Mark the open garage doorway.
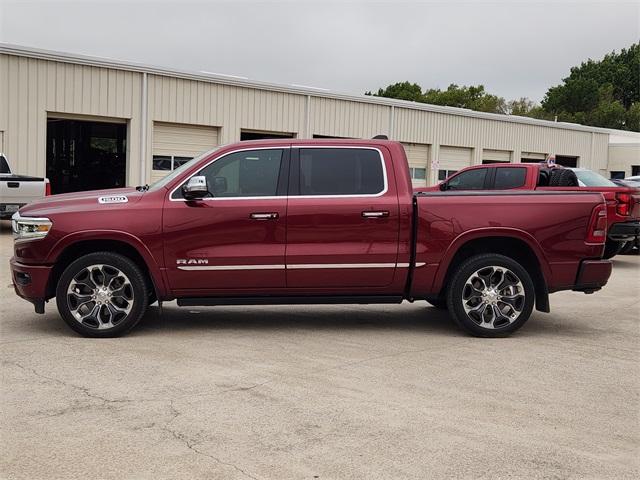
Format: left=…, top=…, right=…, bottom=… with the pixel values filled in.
left=240, top=130, right=294, bottom=141
left=47, top=118, right=127, bottom=194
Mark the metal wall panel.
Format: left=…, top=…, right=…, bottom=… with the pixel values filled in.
left=393, top=107, right=609, bottom=171
left=0, top=51, right=615, bottom=186
left=310, top=97, right=390, bottom=139
left=0, top=54, right=143, bottom=183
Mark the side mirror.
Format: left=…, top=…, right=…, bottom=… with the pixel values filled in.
left=439, top=182, right=447, bottom=191
left=211, top=176, right=228, bottom=195
left=182, top=176, right=209, bottom=200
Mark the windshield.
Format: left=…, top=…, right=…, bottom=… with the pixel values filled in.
left=0, top=155, right=9, bottom=174
left=572, top=169, right=617, bottom=187
left=147, top=147, right=220, bottom=192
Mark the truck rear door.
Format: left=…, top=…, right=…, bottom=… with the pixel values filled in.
left=285, top=146, right=400, bottom=288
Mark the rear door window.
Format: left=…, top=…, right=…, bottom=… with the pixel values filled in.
left=447, top=168, right=488, bottom=190
left=494, top=167, right=526, bottom=189
left=297, top=148, right=385, bottom=196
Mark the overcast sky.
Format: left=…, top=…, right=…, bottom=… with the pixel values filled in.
left=1, top=0, right=638, bottom=102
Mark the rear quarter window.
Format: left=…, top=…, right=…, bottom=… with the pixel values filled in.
left=494, top=167, right=526, bottom=189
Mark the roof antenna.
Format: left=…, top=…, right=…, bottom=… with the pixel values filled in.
left=372, top=134, right=388, bottom=140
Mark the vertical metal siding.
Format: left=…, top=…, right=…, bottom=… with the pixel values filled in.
left=0, top=52, right=613, bottom=186
left=0, top=54, right=143, bottom=182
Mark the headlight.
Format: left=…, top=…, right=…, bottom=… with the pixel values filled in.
left=11, top=212, right=53, bottom=241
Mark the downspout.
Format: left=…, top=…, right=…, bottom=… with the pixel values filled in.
left=305, top=94, right=311, bottom=138
left=140, top=72, right=148, bottom=184
left=389, top=105, right=395, bottom=139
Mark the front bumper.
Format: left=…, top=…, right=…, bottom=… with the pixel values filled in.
left=9, top=257, right=53, bottom=313
left=608, top=220, right=640, bottom=242
left=572, top=259, right=612, bottom=293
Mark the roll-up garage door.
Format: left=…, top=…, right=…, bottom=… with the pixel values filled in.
left=521, top=152, right=546, bottom=163
left=402, top=142, right=430, bottom=187
left=482, top=149, right=511, bottom=164
left=438, top=146, right=472, bottom=180
left=151, top=122, right=219, bottom=183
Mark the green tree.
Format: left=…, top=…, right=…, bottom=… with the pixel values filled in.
left=540, top=43, right=639, bottom=130
left=365, top=82, right=424, bottom=102
left=367, top=82, right=507, bottom=114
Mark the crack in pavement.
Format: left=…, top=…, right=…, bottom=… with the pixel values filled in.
left=3, top=360, right=140, bottom=407
left=160, top=401, right=260, bottom=480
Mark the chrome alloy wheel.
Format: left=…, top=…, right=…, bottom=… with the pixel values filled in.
left=66, top=264, right=134, bottom=330
left=461, top=266, right=525, bottom=329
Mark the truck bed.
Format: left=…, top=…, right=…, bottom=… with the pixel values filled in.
left=411, top=190, right=606, bottom=296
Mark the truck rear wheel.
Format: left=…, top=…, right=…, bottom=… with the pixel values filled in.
left=55, top=252, right=149, bottom=337
left=446, top=254, right=535, bottom=337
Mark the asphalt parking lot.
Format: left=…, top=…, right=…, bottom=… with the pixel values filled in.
left=0, top=222, right=638, bottom=480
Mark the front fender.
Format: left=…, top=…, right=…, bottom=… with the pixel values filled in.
left=46, top=230, right=168, bottom=297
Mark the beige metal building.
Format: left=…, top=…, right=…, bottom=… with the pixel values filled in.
left=1, top=43, right=636, bottom=194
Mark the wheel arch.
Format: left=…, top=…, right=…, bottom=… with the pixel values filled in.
left=45, top=233, right=167, bottom=301
left=433, top=230, right=550, bottom=313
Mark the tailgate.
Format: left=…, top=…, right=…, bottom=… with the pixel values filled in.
left=0, top=176, right=46, bottom=205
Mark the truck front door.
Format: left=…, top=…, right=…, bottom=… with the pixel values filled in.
left=162, top=147, right=289, bottom=293
left=285, top=146, right=400, bottom=289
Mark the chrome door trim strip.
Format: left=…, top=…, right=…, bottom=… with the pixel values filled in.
left=287, top=263, right=395, bottom=269
left=177, top=262, right=425, bottom=271
left=178, top=264, right=286, bottom=271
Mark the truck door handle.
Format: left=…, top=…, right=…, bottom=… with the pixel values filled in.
left=362, top=211, right=389, bottom=218
left=7, top=182, right=19, bottom=188
left=250, top=212, right=279, bottom=220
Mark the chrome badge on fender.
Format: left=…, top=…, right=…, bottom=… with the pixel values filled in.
left=98, top=195, right=128, bottom=204
left=177, top=259, right=209, bottom=265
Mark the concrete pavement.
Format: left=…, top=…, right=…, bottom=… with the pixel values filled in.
left=1, top=221, right=638, bottom=479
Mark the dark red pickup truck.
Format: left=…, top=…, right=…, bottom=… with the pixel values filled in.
left=423, top=162, right=640, bottom=258
left=10, top=139, right=612, bottom=338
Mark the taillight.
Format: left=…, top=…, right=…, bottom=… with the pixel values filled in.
left=616, top=192, right=630, bottom=216
left=586, top=204, right=607, bottom=244
left=45, top=180, right=51, bottom=196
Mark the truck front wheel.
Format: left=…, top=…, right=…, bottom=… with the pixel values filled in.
left=446, top=254, right=535, bottom=337
left=55, top=252, right=149, bottom=337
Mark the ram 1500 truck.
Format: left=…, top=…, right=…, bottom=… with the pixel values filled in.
left=423, top=162, right=640, bottom=259
left=10, top=139, right=612, bottom=338
left=1, top=153, right=51, bottom=219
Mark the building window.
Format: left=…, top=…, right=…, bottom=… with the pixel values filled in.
left=632, top=166, right=640, bottom=176
left=153, top=155, right=193, bottom=171
left=438, top=169, right=458, bottom=181
left=410, top=167, right=426, bottom=180
left=610, top=171, right=626, bottom=180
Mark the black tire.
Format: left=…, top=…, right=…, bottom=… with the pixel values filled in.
left=56, top=252, right=149, bottom=337
left=549, top=168, right=579, bottom=187
left=446, top=254, right=535, bottom=337
left=426, top=298, right=448, bottom=309
left=602, top=239, right=624, bottom=260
